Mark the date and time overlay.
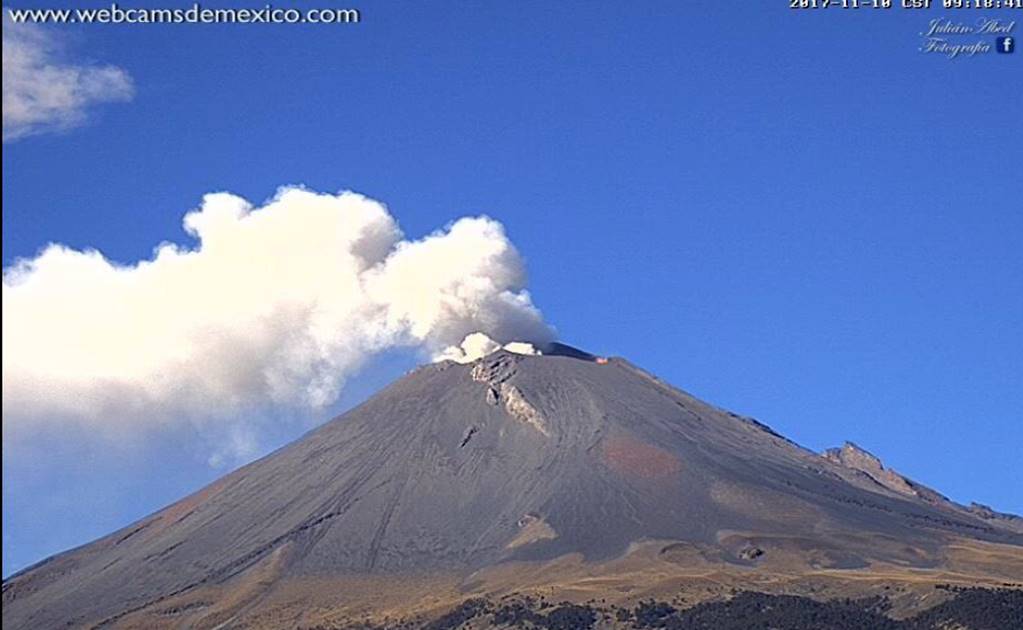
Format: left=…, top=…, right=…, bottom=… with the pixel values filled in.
left=789, top=0, right=1018, bottom=58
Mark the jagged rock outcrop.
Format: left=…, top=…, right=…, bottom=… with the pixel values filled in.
left=823, top=442, right=921, bottom=497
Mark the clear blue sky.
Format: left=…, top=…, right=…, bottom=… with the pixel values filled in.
left=3, top=1, right=1021, bottom=577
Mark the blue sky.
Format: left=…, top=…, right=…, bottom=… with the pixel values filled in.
left=3, top=1, right=1021, bottom=577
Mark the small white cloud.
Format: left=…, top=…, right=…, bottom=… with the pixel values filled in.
left=2, top=17, right=133, bottom=141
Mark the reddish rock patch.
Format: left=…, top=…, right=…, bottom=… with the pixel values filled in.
left=602, top=436, right=681, bottom=479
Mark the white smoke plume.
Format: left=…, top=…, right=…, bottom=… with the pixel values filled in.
left=2, top=17, right=134, bottom=141
left=2, top=187, right=553, bottom=441
left=435, top=332, right=543, bottom=364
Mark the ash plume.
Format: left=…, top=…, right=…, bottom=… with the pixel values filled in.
left=2, top=187, right=553, bottom=443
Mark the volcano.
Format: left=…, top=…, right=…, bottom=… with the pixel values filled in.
left=3, top=346, right=1022, bottom=629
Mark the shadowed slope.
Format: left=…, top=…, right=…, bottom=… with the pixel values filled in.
left=3, top=349, right=1021, bottom=628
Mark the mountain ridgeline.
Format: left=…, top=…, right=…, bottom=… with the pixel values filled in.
left=3, top=345, right=1021, bottom=629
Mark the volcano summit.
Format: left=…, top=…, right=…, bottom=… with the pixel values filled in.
left=3, top=345, right=1021, bottom=629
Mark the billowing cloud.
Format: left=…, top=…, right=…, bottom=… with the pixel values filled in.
left=2, top=187, right=553, bottom=443
left=2, top=18, right=133, bottom=141
left=436, top=332, right=542, bottom=364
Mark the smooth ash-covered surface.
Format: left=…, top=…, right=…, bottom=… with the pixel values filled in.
left=3, top=346, right=1021, bottom=628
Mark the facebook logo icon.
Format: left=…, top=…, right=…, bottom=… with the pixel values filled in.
left=996, top=37, right=1015, bottom=54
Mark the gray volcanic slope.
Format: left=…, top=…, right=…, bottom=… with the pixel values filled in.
left=3, top=347, right=1021, bottom=628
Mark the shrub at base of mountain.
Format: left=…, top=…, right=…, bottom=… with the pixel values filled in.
left=308, top=587, right=1022, bottom=630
